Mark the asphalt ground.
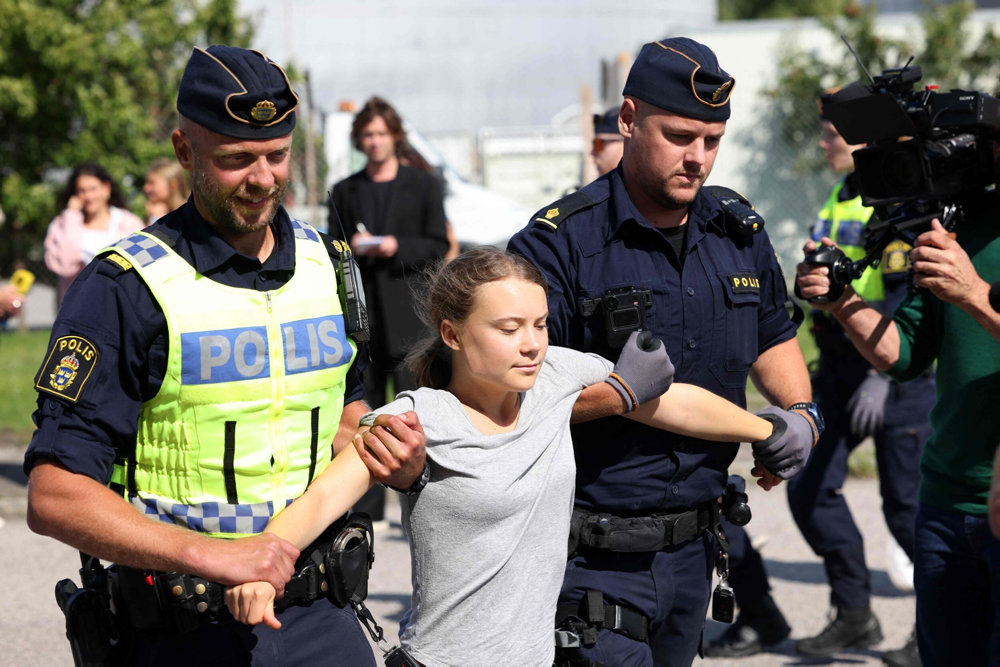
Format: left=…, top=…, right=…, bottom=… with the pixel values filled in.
left=1, top=440, right=913, bottom=666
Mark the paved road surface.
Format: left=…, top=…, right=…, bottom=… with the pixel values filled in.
left=0, top=442, right=913, bottom=665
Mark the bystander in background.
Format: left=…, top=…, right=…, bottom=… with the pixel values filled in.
left=329, top=96, right=449, bottom=525
left=44, top=162, right=145, bottom=305
left=143, top=157, right=191, bottom=224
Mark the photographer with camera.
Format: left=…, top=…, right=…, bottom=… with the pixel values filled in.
left=796, top=65, right=1000, bottom=666
left=797, top=145, right=1000, bottom=667
left=707, top=92, right=935, bottom=666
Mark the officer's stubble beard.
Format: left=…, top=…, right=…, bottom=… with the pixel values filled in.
left=190, top=156, right=288, bottom=237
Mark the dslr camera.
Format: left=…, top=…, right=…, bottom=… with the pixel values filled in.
left=803, top=62, right=1000, bottom=301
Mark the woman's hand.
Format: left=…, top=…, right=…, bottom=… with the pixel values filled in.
left=225, top=581, right=281, bottom=630
left=750, top=458, right=783, bottom=491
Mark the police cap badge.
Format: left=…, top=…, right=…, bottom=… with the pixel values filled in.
left=623, top=37, right=735, bottom=122
left=177, top=45, right=298, bottom=139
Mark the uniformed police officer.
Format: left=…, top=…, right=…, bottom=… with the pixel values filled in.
left=591, top=106, right=624, bottom=177
left=508, top=37, right=822, bottom=666
left=24, top=45, right=425, bottom=666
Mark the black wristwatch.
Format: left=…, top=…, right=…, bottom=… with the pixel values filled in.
left=788, top=401, right=825, bottom=437
left=384, top=461, right=431, bottom=496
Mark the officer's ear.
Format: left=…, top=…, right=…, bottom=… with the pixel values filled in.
left=619, top=98, right=637, bottom=139
left=172, top=129, right=195, bottom=172
left=440, top=320, right=462, bottom=352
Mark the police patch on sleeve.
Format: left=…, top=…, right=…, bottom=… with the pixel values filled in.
left=728, top=272, right=761, bottom=294
left=881, top=240, right=913, bottom=274
left=35, top=335, right=99, bottom=402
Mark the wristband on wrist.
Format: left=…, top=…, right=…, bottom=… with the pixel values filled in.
left=788, top=401, right=825, bottom=444
left=606, top=373, right=638, bottom=412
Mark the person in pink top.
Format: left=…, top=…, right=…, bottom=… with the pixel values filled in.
left=44, top=162, right=146, bottom=304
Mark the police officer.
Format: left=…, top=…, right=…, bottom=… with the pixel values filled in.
left=591, top=106, right=624, bottom=177
left=508, top=37, right=822, bottom=666
left=788, top=94, right=933, bottom=664
left=24, top=45, right=425, bottom=666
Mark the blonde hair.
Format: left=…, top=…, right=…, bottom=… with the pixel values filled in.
left=146, top=157, right=191, bottom=211
left=405, top=248, right=547, bottom=389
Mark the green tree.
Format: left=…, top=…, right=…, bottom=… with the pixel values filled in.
left=0, top=0, right=253, bottom=278
left=719, top=0, right=827, bottom=21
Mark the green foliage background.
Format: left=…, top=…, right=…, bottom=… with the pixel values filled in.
left=0, top=0, right=254, bottom=279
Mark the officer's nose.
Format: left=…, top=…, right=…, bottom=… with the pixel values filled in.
left=246, top=157, right=276, bottom=191
left=686, top=139, right=707, bottom=166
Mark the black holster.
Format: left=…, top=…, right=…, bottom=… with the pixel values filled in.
left=54, top=555, right=123, bottom=667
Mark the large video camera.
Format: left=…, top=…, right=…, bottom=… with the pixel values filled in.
left=802, top=60, right=1000, bottom=302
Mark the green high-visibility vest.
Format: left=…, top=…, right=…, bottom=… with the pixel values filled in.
left=105, top=220, right=356, bottom=537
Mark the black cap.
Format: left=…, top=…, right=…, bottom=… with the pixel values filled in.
left=622, top=37, right=734, bottom=122
left=177, top=45, right=298, bottom=139
left=593, top=107, right=620, bottom=135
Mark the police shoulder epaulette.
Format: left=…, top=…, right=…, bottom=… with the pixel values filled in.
left=97, top=252, right=134, bottom=277
left=703, top=185, right=765, bottom=239
left=532, top=190, right=596, bottom=230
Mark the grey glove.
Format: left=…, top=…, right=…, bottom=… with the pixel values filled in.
left=847, top=373, right=890, bottom=438
left=605, top=330, right=675, bottom=412
left=752, top=406, right=818, bottom=479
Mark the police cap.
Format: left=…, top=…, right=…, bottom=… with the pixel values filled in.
left=593, top=107, right=620, bottom=135
left=622, top=37, right=734, bottom=122
left=177, top=45, right=298, bottom=139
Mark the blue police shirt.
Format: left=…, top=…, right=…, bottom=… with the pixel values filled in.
left=508, top=168, right=797, bottom=513
left=24, top=201, right=367, bottom=483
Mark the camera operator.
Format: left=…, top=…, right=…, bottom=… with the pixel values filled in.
left=708, top=92, right=934, bottom=666
left=796, top=183, right=1000, bottom=664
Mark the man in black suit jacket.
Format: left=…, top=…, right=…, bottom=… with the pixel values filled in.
left=330, top=95, right=449, bottom=413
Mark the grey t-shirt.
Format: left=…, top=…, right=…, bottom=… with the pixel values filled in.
left=364, top=346, right=613, bottom=666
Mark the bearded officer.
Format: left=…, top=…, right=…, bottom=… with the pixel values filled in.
left=25, top=45, right=425, bottom=666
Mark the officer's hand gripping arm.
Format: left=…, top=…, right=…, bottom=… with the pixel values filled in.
left=751, top=406, right=820, bottom=479
left=353, top=411, right=427, bottom=492
left=605, top=330, right=674, bottom=412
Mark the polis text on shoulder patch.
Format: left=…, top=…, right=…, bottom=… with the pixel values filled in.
left=728, top=272, right=761, bottom=294
left=35, top=335, right=99, bottom=402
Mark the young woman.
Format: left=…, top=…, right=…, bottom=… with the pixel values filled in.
left=44, top=162, right=145, bottom=304
left=226, top=248, right=780, bottom=665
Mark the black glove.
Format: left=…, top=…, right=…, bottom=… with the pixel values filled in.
left=847, top=373, right=890, bottom=438
left=605, top=330, right=675, bottom=412
left=751, top=406, right=818, bottom=479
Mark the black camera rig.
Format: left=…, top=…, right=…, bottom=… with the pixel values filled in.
left=803, top=48, right=1000, bottom=302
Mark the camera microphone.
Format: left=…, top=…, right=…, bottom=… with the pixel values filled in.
left=988, top=281, right=1000, bottom=313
